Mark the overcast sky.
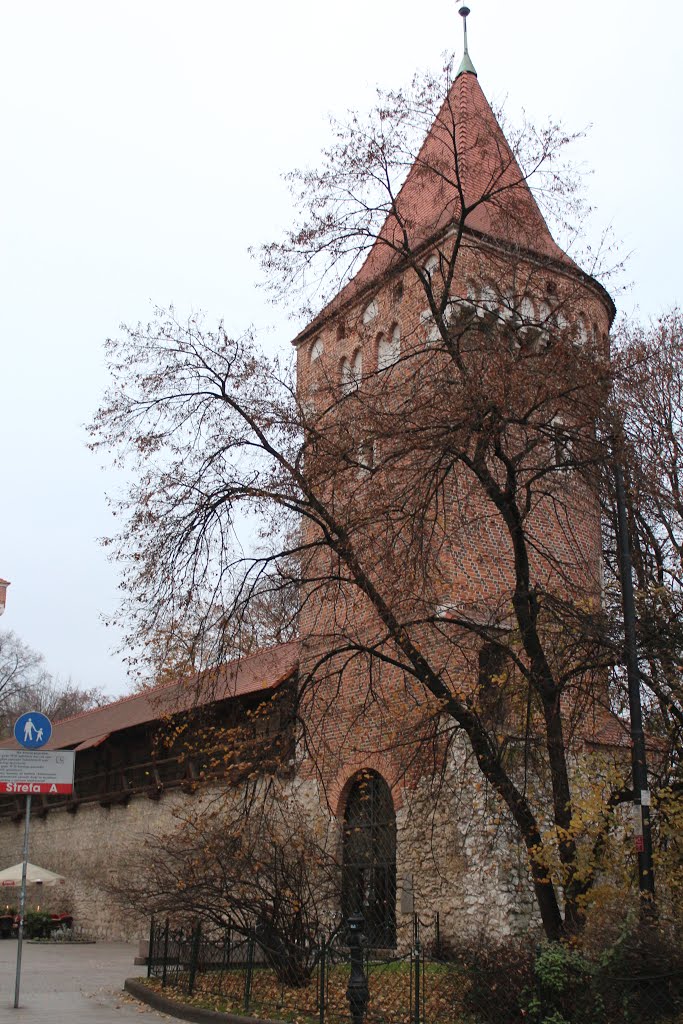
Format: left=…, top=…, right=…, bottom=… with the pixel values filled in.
left=2, top=0, right=681, bottom=699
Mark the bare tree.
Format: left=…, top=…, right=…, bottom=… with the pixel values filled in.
left=110, top=782, right=339, bottom=986
left=0, top=630, right=45, bottom=709
left=129, top=561, right=299, bottom=691
left=0, top=629, right=106, bottom=737
left=609, top=310, right=683, bottom=786
left=91, top=60, right=624, bottom=940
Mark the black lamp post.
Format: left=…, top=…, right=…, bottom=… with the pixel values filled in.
left=346, top=913, right=369, bottom=1024
left=613, top=457, right=656, bottom=907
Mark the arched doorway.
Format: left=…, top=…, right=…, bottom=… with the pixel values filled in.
left=341, top=770, right=397, bottom=946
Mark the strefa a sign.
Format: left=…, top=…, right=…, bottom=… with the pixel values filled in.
left=0, top=749, right=75, bottom=795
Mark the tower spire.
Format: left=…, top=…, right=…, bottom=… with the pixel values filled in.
left=456, top=6, right=477, bottom=78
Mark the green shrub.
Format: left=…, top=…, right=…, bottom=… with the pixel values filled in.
left=444, top=934, right=536, bottom=1024
left=24, top=911, right=51, bottom=939
left=592, top=921, right=683, bottom=1022
left=424, top=926, right=683, bottom=1024
left=526, top=942, right=601, bottom=1024
left=526, top=927, right=683, bottom=1024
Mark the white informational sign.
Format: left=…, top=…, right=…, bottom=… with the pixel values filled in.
left=0, top=749, right=75, bottom=795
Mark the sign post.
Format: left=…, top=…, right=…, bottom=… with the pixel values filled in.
left=5, top=713, right=74, bottom=1010
left=14, top=795, right=31, bottom=1009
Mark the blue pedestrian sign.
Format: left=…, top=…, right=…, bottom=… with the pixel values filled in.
left=14, top=712, right=52, bottom=750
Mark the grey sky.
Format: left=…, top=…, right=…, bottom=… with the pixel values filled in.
left=2, top=0, right=681, bottom=698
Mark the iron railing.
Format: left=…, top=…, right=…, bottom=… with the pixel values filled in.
left=145, top=913, right=683, bottom=1024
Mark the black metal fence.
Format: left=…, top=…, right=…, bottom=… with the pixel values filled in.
left=148, top=917, right=268, bottom=1012
left=146, top=914, right=683, bottom=1024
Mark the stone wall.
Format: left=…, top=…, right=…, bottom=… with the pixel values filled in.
left=0, top=759, right=540, bottom=944
left=394, top=759, right=539, bottom=946
left=0, top=789, right=197, bottom=940
left=287, top=765, right=540, bottom=946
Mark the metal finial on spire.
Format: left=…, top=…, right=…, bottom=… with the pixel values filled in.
left=456, top=5, right=477, bottom=78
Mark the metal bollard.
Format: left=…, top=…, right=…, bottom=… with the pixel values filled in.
left=147, top=916, right=155, bottom=979
left=346, top=914, right=369, bottom=1024
left=161, top=918, right=170, bottom=988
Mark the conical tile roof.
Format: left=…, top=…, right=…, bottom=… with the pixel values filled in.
left=298, top=68, right=576, bottom=339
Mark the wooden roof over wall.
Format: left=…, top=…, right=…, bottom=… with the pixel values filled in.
left=0, top=642, right=299, bottom=752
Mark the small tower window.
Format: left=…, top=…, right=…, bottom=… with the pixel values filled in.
left=553, top=310, right=569, bottom=335
left=424, top=254, right=439, bottom=275
left=341, top=351, right=362, bottom=394
left=519, top=296, right=535, bottom=324
left=573, top=319, right=589, bottom=347
left=424, top=254, right=440, bottom=288
left=478, top=643, right=510, bottom=727
left=551, top=415, right=574, bottom=469
left=479, top=283, right=499, bottom=312
left=352, top=349, right=363, bottom=384
left=356, top=442, right=374, bottom=478
left=538, top=300, right=552, bottom=325
left=420, top=309, right=440, bottom=343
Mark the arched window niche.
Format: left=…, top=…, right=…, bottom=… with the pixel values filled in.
left=362, top=298, right=379, bottom=325
left=377, top=324, right=400, bottom=370
left=341, top=770, right=397, bottom=947
left=309, top=336, right=324, bottom=363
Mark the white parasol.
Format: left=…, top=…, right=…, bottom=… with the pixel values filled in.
left=0, top=862, right=65, bottom=888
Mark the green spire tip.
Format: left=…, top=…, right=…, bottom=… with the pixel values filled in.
left=456, top=6, right=477, bottom=78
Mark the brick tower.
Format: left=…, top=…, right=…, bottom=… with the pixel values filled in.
left=292, top=12, right=615, bottom=940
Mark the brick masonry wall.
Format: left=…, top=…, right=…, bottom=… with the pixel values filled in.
left=293, top=235, right=613, bottom=937
left=295, top=237, right=612, bottom=793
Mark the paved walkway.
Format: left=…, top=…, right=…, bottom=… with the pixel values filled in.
left=0, top=939, right=171, bottom=1022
